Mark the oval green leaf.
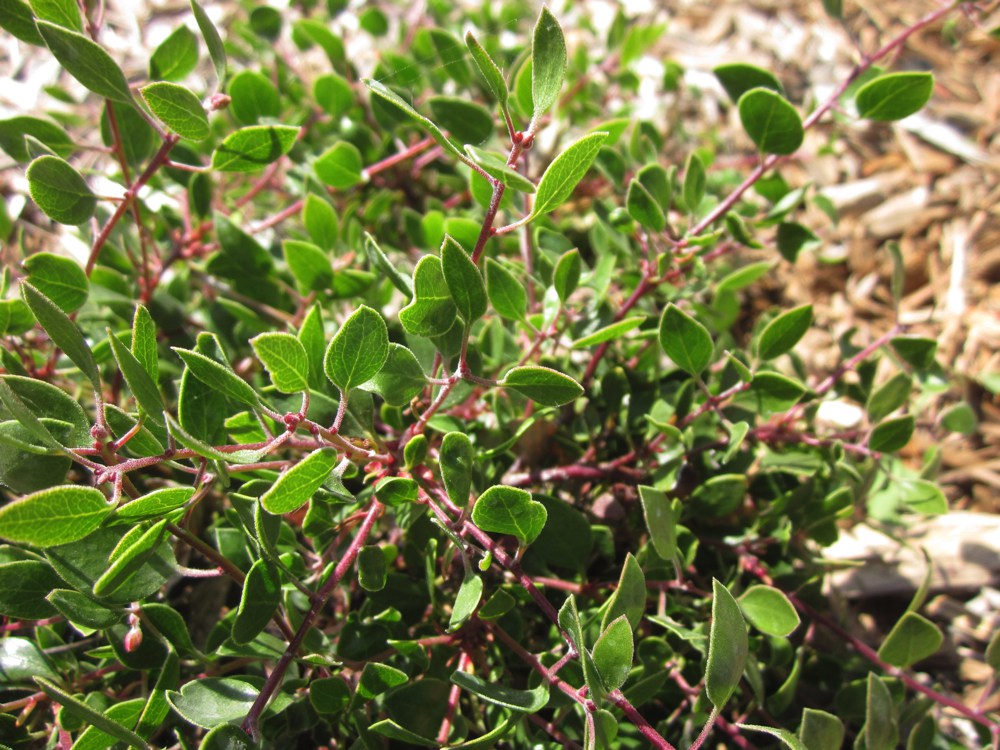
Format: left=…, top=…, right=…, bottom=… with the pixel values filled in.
left=25, top=155, right=95, bottom=225
left=211, top=125, right=299, bottom=172
left=173, top=347, right=259, bottom=407
left=738, top=88, right=804, bottom=155
left=324, top=305, right=389, bottom=392
left=532, top=131, right=608, bottom=217
left=232, top=558, right=281, bottom=644
left=315, top=141, right=364, bottom=189
left=251, top=332, right=309, bottom=393
left=440, top=431, right=474, bottom=507
left=140, top=82, right=210, bottom=141
left=36, top=20, right=134, bottom=104
left=0, top=485, right=111, bottom=547
left=531, top=6, right=566, bottom=118
left=441, top=235, right=486, bottom=324
left=659, top=303, right=713, bottom=376
left=738, top=585, right=800, bottom=637
left=592, top=614, right=634, bottom=693
left=758, top=304, right=813, bottom=360
left=261, top=447, right=338, bottom=514
left=501, top=365, right=583, bottom=407
left=471, top=485, right=547, bottom=545
left=705, top=578, right=748, bottom=708
left=856, top=72, right=934, bottom=122
left=876, top=612, right=943, bottom=668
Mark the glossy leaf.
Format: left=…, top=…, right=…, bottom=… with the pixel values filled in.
left=283, top=239, right=333, bottom=293
left=485, top=258, right=527, bottom=322
left=232, top=559, right=281, bottom=644
left=167, top=677, right=268, bottom=729
left=638, top=485, right=677, bottom=561
left=856, top=72, right=934, bottom=121
left=705, top=578, right=748, bottom=708
left=199, top=725, right=254, bottom=750
left=36, top=20, right=134, bottom=104
left=357, top=545, right=387, bottom=592
left=400, top=255, right=457, bottom=337
left=626, top=178, right=665, bottom=231
left=251, top=332, right=310, bottom=393
left=877, top=612, right=943, bottom=667
left=46, top=588, right=121, bottom=628
left=868, top=415, right=914, bottom=453
left=211, top=125, right=299, bottom=172
left=25, top=155, right=95, bottom=225
left=313, top=72, right=354, bottom=119
left=471, top=485, right=547, bottom=545
left=747, top=372, right=806, bottom=413
left=0, top=0, right=44, bottom=44
left=448, top=573, right=483, bottom=631
left=867, top=372, right=912, bottom=422
left=531, top=6, right=566, bottom=118
left=465, top=146, right=536, bottom=193
left=149, top=25, right=199, bottom=82
left=738, top=88, right=804, bottom=155
left=261, top=447, right=338, bottom=514
left=738, top=585, right=800, bottom=637
left=0, top=485, right=111, bottom=547
left=0, top=560, right=60, bottom=619
left=93, top=519, right=169, bottom=597
left=174, top=347, right=259, bottom=407
left=758, top=304, right=812, bottom=360
left=131, top=304, right=158, bottom=382
left=315, top=141, right=364, bottom=189
left=776, top=222, right=821, bottom=262
left=358, top=662, right=407, bottom=699
left=659, top=303, right=713, bottom=376
left=227, top=69, right=279, bottom=124
left=891, top=336, right=937, bottom=369
left=440, top=431, right=474, bottom=507
left=140, top=82, right=210, bottom=141
left=324, top=305, right=389, bottom=392
left=441, top=235, right=486, bottom=324
left=501, top=365, right=583, bottom=407
left=0, top=115, right=73, bottom=163
left=592, top=615, right=634, bottom=692
left=714, top=63, right=783, bottom=101
left=428, top=96, right=494, bottom=145
left=465, top=31, right=507, bottom=106
left=532, top=132, right=608, bottom=217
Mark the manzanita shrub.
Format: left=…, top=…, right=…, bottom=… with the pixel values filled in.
left=0, top=1, right=997, bottom=748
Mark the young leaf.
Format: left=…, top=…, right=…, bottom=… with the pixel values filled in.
left=0, top=485, right=111, bottom=547
left=448, top=573, right=483, bottom=631
left=359, top=343, right=426, bottom=406
left=232, top=559, right=281, bottom=644
left=131, top=304, right=158, bottom=382
left=798, top=709, right=845, bottom=750
left=283, top=239, right=333, bottom=293
left=626, top=179, right=665, bottom=232
left=553, top=248, right=581, bottom=302
left=25, top=155, right=96, bottom=225
left=93, top=519, right=169, bottom=597
left=36, top=20, right=134, bottom=105
left=705, top=578, right=748, bottom=708
left=303, top=193, right=339, bottom=250
left=465, top=32, right=507, bottom=106
left=876, top=612, right=943, bottom=668
left=501, top=365, right=582, bottom=407
left=441, top=235, right=486, bottom=324
left=868, top=415, right=914, bottom=453
left=601, top=552, right=646, bottom=631
left=747, top=372, right=806, bottom=413
left=855, top=72, right=934, bottom=122
left=532, top=132, right=608, bottom=217
left=776, top=222, right=820, bottom=262
left=261, top=447, right=337, bottom=514
left=211, top=125, right=300, bottom=172
left=450, top=671, right=549, bottom=712
left=324, top=305, right=389, bottom=392
left=149, top=25, right=199, bottom=82
left=865, top=673, right=897, bottom=750
left=571, top=316, right=646, bottom=349
left=638, top=485, right=677, bottom=562
left=400, top=255, right=458, bottom=337
left=374, top=477, right=418, bottom=507
left=228, top=70, right=279, bottom=124
left=364, top=232, right=412, bottom=299
left=190, top=0, right=226, bottom=86
left=682, top=151, right=706, bottom=212
left=0, top=115, right=73, bottom=163
left=139, top=82, right=210, bottom=141
left=486, top=258, right=528, bottom=322
left=313, top=72, right=354, bottom=119
left=757, top=304, right=812, bottom=360
left=440, top=431, right=474, bottom=507
left=531, top=6, right=567, bottom=119
left=21, top=282, right=100, bottom=389
left=891, top=336, right=937, bottom=370
left=738, top=585, right=800, bottom=637
left=592, top=615, right=634, bottom=693
left=465, top=146, right=536, bottom=193
left=250, top=332, right=310, bottom=394
left=22, top=252, right=88, bottom=313
left=35, top=677, right=151, bottom=750
left=114, top=487, right=195, bottom=522
left=173, top=347, right=259, bottom=407
left=659, top=303, right=713, bottom=376
left=471, top=485, right=547, bottom=545
left=315, top=141, right=364, bottom=189
left=362, top=78, right=464, bottom=161
left=738, top=88, right=804, bottom=155
left=108, top=328, right=165, bottom=423
left=866, top=372, right=912, bottom=422
left=713, top=63, right=784, bottom=101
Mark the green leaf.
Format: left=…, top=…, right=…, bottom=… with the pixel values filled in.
left=441, top=235, right=487, bottom=324
left=798, top=709, right=845, bottom=750
left=359, top=343, right=427, bottom=406
left=190, top=0, right=226, bottom=86
left=114, top=487, right=195, bottom=522
left=315, top=141, right=364, bottom=189
left=0, top=485, right=111, bottom=548
left=713, top=63, right=783, bottom=102
left=428, top=96, right=494, bottom=145
left=93, top=519, right=169, bottom=597
left=736, top=725, right=807, bottom=750
left=0, top=116, right=73, bottom=163
left=485, top=258, right=527, bottom=322
left=682, top=151, right=706, bottom=212
left=0, top=560, right=60, bottom=619
left=357, top=546, right=387, bottom=592
left=758, top=304, right=812, bottom=360
left=532, top=132, right=608, bottom=217
left=471, top=485, right=547, bottom=545
left=571, top=316, right=646, bottom=349
left=140, top=82, right=210, bottom=141
left=46, top=588, right=121, bottom=628
left=0, top=0, right=44, bottom=45
left=400, top=255, right=458, bottom=337
left=465, top=146, right=536, bottom=193
left=659, top=303, right=713, bottom=376
left=232, top=559, right=281, bottom=644
left=22, top=252, right=88, bottom=313
left=25, top=155, right=95, bottom=225
left=364, top=232, right=412, bottom=299
left=601, top=552, right=646, bottom=631
left=324, top=305, right=389, bottom=392
left=891, top=336, right=937, bottom=370
left=358, top=662, right=408, bottom=699
left=465, top=31, right=507, bottom=106
left=36, top=677, right=150, bottom=750
left=251, top=332, right=310, bottom=394
left=717, top=261, right=773, bottom=293
left=822, top=0, right=843, bottom=19
left=940, top=402, right=976, bottom=435
left=199, top=725, right=254, bottom=750
left=592, top=615, right=634, bottom=693
left=531, top=6, right=566, bottom=118
left=448, top=573, right=483, bottom=631
left=450, top=670, right=549, bottom=712
left=865, top=673, right=897, bottom=750
left=738, top=88, right=804, bottom=155
left=986, top=629, right=1000, bottom=673
left=746, top=372, right=806, bottom=413
left=553, top=248, right=581, bottom=302
left=0, top=299, right=33, bottom=337
left=165, top=413, right=269, bottom=465
left=174, top=347, right=259, bottom=407
left=261, top=447, right=338, bottom=514
left=501, top=365, right=583, bottom=407
left=227, top=69, right=279, bottom=125
left=167, top=677, right=282, bottom=729
left=211, top=125, right=300, bottom=172
left=0, top=379, right=68, bottom=453
left=303, top=193, right=339, bottom=250
left=0, top=637, right=59, bottom=683
left=368, top=720, right=437, bottom=747
left=283, top=239, right=333, bottom=293
left=866, top=372, right=912, bottom=422
left=131, top=304, right=157, bottom=382
left=109, top=328, right=165, bottom=423
left=776, top=222, right=821, bottom=262
left=440, top=432, right=474, bottom=508
left=313, top=73, right=355, bottom=119
left=310, top=676, right=351, bottom=714
left=626, top=178, right=665, bottom=232
left=705, top=578, right=748, bottom=708
left=898, top=478, right=948, bottom=515
left=293, top=19, right=345, bottom=67
left=149, top=25, right=199, bottom=82
left=856, top=72, right=934, bottom=121
left=36, top=20, right=134, bottom=104
left=869, top=415, right=914, bottom=453
left=21, top=281, right=101, bottom=389
left=738, top=585, right=800, bottom=637
left=638, top=485, right=677, bottom=562
left=877, top=612, right=943, bottom=667
left=362, top=78, right=464, bottom=161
